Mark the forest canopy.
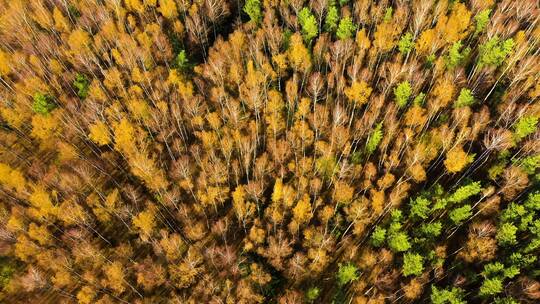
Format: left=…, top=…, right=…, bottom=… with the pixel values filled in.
left=0, top=0, right=539, bottom=303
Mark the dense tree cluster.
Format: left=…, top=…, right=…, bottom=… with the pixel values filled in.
left=0, top=0, right=539, bottom=303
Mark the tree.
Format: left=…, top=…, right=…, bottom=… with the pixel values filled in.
left=293, top=194, right=312, bottom=225
left=440, top=2, right=472, bottom=44
left=496, top=223, right=518, bottom=246
left=298, top=8, right=318, bottom=43
left=445, top=41, right=470, bottom=69
left=336, top=263, right=358, bottom=286
left=1, top=1, right=539, bottom=303
left=243, top=0, right=261, bottom=24
left=444, top=146, right=473, bottom=173
left=67, top=28, right=92, bottom=56
left=32, top=93, right=56, bottom=115
left=477, top=37, right=515, bottom=68
left=383, top=7, right=393, bottom=22
left=125, top=0, right=146, bottom=13
left=29, top=186, right=56, bottom=218
left=133, top=206, right=157, bottom=239
left=449, top=205, right=472, bottom=225
left=233, top=185, right=255, bottom=224
left=474, top=9, right=491, bottom=36
left=0, top=50, right=11, bottom=76
left=454, top=88, right=475, bottom=108
left=394, top=81, right=412, bottom=108
left=356, top=28, right=371, bottom=50
left=416, top=29, right=436, bottom=56
left=174, top=50, right=189, bottom=71
left=479, top=277, right=503, bottom=297
left=430, top=286, right=466, bottom=304
left=410, top=196, right=431, bottom=220
left=371, top=226, right=386, bottom=247
left=447, top=182, right=482, bottom=203
left=388, top=231, right=411, bottom=252
left=76, top=286, right=96, bottom=304
left=336, top=17, right=356, bottom=40
left=113, top=118, right=136, bottom=156
left=333, top=182, right=354, bottom=205
left=513, top=116, right=538, bottom=142
left=398, top=33, right=414, bottom=54
left=103, top=261, right=126, bottom=294
left=89, top=121, right=111, bottom=146
left=365, top=122, right=383, bottom=155
left=0, top=259, right=14, bottom=291
left=305, top=286, right=320, bottom=302
left=420, top=222, right=442, bottom=238
left=402, top=252, right=423, bottom=276
left=324, top=5, right=339, bottom=32
left=0, top=163, right=26, bottom=194
left=515, top=154, right=540, bottom=175
left=373, top=21, right=397, bottom=52
left=288, top=33, right=312, bottom=72
left=73, top=73, right=90, bottom=98
left=135, top=258, right=166, bottom=291
left=344, top=80, right=372, bottom=106
left=158, top=0, right=178, bottom=19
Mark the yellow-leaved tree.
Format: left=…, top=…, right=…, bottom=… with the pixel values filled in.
left=89, top=121, right=111, bottom=146
left=344, top=80, right=372, bottom=106
left=133, top=205, right=157, bottom=240
left=288, top=33, right=311, bottom=73
left=444, top=145, right=473, bottom=173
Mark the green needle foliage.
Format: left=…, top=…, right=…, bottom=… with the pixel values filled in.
left=513, top=116, right=538, bottom=142
left=243, top=0, right=262, bottom=24
left=383, top=7, right=393, bottom=22
left=478, top=36, right=515, bottom=68
left=174, top=50, right=190, bottom=71
left=0, top=259, right=14, bottom=292
left=474, top=9, right=492, bottom=36
left=446, top=41, right=470, bottom=69
left=479, top=277, right=503, bottom=297
left=394, top=81, right=412, bottom=108
left=324, top=5, right=339, bottom=32
left=447, top=181, right=482, bottom=203
left=402, top=252, right=423, bottom=276
left=514, top=154, right=540, bottom=175
left=305, top=287, right=320, bottom=302
left=365, top=122, right=383, bottom=155
left=370, top=226, right=386, bottom=247
left=449, top=204, right=472, bottom=224
left=336, top=17, right=356, bottom=40
left=419, top=222, right=442, bottom=237
left=387, top=231, right=411, bottom=252
left=336, top=263, right=359, bottom=286
left=298, top=8, right=318, bottom=43
left=431, top=286, right=466, bottom=304
left=496, top=222, right=518, bottom=246
left=73, top=73, right=90, bottom=99
left=413, top=92, right=426, bottom=106
left=32, top=92, right=56, bottom=115
left=454, top=88, right=475, bottom=108
left=410, top=196, right=431, bottom=220
left=398, top=32, right=414, bottom=54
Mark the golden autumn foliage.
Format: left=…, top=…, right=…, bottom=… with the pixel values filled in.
left=89, top=121, right=111, bottom=146
left=0, top=1, right=538, bottom=303
left=344, top=81, right=372, bottom=106
left=292, top=194, right=312, bottom=225
left=287, top=33, right=311, bottom=72
left=133, top=206, right=157, bottom=238
left=444, top=146, right=473, bottom=173
left=0, top=163, right=26, bottom=193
